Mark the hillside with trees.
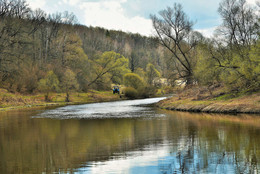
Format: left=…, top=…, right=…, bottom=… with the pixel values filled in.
left=0, top=0, right=165, bottom=101
left=153, top=0, right=260, bottom=113
left=0, top=0, right=259, bottom=108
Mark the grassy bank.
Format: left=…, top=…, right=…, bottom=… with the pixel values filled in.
left=0, top=89, right=122, bottom=112
left=158, top=86, right=260, bottom=114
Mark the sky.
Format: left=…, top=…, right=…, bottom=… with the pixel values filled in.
left=26, top=0, right=259, bottom=37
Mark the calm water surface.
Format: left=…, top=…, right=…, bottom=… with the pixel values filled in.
left=0, top=97, right=260, bottom=174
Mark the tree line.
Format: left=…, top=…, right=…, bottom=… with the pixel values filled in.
left=0, top=0, right=165, bottom=100
left=0, top=0, right=259, bottom=101
left=151, top=0, right=259, bottom=93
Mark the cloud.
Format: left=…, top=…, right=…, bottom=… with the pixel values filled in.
left=89, top=144, right=170, bottom=174
left=80, top=0, right=153, bottom=36
left=196, top=27, right=218, bottom=38
left=246, top=0, right=259, bottom=5
left=26, top=0, right=258, bottom=37
left=63, top=0, right=81, bottom=6
left=27, top=0, right=46, bottom=10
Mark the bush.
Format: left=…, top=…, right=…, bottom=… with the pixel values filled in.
left=138, top=86, right=157, bottom=98
left=123, top=73, right=144, bottom=89
left=124, top=73, right=159, bottom=99
left=163, top=86, right=174, bottom=94
left=124, top=87, right=138, bottom=99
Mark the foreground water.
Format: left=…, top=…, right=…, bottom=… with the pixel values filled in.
left=0, top=97, right=260, bottom=174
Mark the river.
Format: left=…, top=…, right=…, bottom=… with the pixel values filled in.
left=0, top=97, right=260, bottom=173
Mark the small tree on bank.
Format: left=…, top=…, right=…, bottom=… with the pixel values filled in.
left=61, top=69, right=79, bottom=102
left=123, top=73, right=144, bottom=90
left=146, top=63, right=161, bottom=86
left=38, top=71, right=60, bottom=101
left=123, top=73, right=156, bottom=99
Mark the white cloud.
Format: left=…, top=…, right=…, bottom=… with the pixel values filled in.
left=246, top=0, right=259, bottom=5
left=80, top=0, right=153, bottom=36
left=26, top=0, right=259, bottom=37
left=63, top=0, right=81, bottom=6
left=196, top=27, right=218, bottom=38
left=27, top=0, right=46, bottom=10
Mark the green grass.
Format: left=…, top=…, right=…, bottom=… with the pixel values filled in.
left=214, top=93, right=237, bottom=101
left=213, top=89, right=250, bottom=101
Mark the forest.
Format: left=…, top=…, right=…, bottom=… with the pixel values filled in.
left=0, top=0, right=259, bottom=101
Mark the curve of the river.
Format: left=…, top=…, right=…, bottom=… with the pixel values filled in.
left=33, top=97, right=167, bottom=119
left=1, top=97, right=260, bottom=174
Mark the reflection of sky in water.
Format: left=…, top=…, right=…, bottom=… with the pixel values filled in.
left=77, top=141, right=238, bottom=174
left=33, top=97, right=166, bottom=119
left=77, top=141, right=171, bottom=174
left=30, top=97, right=260, bottom=174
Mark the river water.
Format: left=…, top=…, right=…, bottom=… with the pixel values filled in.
left=0, top=97, right=260, bottom=174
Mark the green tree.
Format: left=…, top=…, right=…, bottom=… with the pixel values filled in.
left=62, top=33, right=89, bottom=91
left=211, top=0, right=259, bottom=91
left=146, top=63, right=160, bottom=86
left=194, top=0, right=259, bottom=92
left=194, top=42, right=222, bottom=95
left=38, top=71, right=60, bottom=101
left=62, top=33, right=88, bottom=69
left=123, top=73, right=144, bottom=90
left=88, top=51, right=129, bottom=88
left=135, top=67, right=146, bottom=80
left=61, top=69, right=79, bottom=102
left=0, top=1, right=166, bottom=94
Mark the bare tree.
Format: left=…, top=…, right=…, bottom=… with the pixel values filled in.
left=151, top=3, right=198, bottom=85
left=218, top=0, right=259, bottom=48
left=0, top=0, right=10, bottom=17
left=11, top=0, right=30, bottom=19
left=39, top=12, right=62, bottom=63
left=209, top=0, right=260, bottom=90
left=0, top=0, right=31, bottom=82
left=0, top=0, right=30, bottom=18
left=62, top=11, right=78, bottom=25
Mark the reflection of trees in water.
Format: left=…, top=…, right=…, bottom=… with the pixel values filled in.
left=0, top=112, right=169, bottom=173
left=0, top=110, right=260, bottom=173
left=157, top=111, right=260, bottom=173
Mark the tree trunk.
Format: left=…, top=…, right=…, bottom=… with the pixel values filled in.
left=185, top=75, right=193, bottom=87
left=45, top=92, right=49, bottom=101
left=65, top=92, right=70, bottom=102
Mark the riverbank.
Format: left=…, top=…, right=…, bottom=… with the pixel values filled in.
left=157, top=86, right=260, bottom=114
left=0, top=89, right=122, bottom=112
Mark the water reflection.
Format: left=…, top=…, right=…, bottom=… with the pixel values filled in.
left=0, top=100, right=260, bottom=173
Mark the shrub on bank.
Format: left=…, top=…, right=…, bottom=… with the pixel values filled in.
left=123, top=73, right=159, bottom=99
left=123, top=73, right=144, bottom=89
left=124, top=87, right=138, bottom=99
left=138, top=86, right=157, bottom=98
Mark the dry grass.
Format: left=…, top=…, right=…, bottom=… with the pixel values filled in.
left=158, top=86, right=260, bottom=114
left=163, top=110, right=260, bottom=128
left=0, top=89, right=121, bottom=111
